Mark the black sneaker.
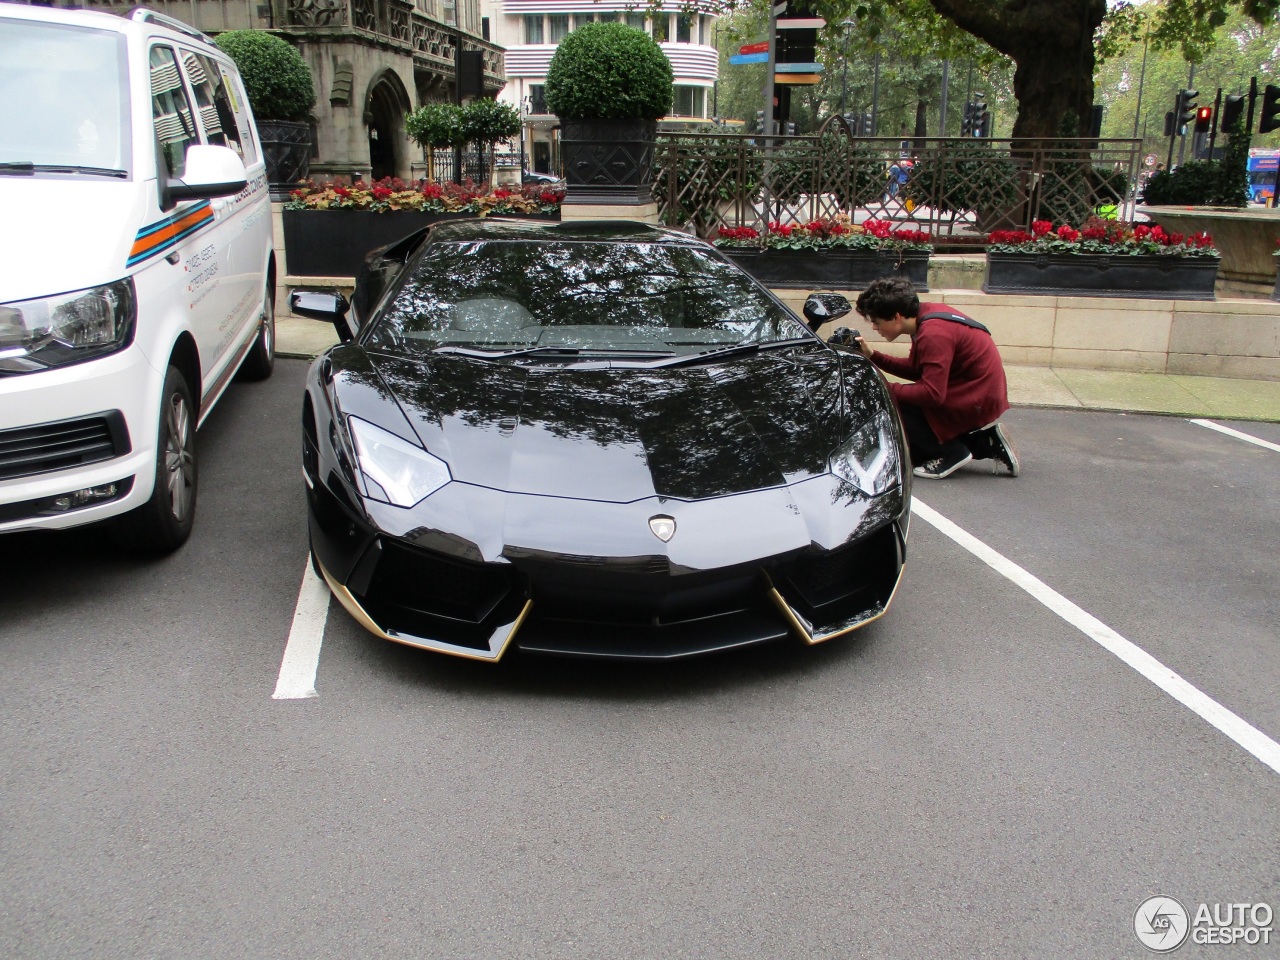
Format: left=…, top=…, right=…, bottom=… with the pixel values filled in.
left=983, top=422, right=1020, bottom=477
left=912, top=449, right=973, bottom=479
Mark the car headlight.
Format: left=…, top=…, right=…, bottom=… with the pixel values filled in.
left=347, top=415, right=451, bottom=507
left=0, top=278, right=136, bottom=373
left=830, top=407, right=901, bottom=495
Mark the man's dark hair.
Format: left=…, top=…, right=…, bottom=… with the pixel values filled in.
left=855, top=276, right=920, bottom=321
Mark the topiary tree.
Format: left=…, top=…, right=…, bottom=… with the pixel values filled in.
left=214, top=31, right=315, bottom=122
left=544, top=22, right=673, bottom=121
left=405, top=103, right=464, bottom=180
left=461, top=99, right=522, bottom=185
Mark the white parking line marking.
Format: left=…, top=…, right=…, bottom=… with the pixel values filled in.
left=1189, top=418, right=1280, bottom=454
left=911, top=499, right=1280, bottom=778
left=272, top=560, right=331, bottom=700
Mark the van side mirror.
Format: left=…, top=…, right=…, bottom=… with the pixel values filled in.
left=802, top=292, right=852, bottom=331
left=291, top=290, right=355, bottom=343
left=167, top=145, right=249, bottom=201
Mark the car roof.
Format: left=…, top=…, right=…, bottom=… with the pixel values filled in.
left=425, top=218, right=710, bottom=248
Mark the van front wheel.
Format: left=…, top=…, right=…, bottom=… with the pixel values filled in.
left=237, top=281, right=276, bottom=381
left=114, top=365, right=197, bottom=554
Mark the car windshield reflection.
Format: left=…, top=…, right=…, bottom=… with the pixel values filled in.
left=366, top=240, right=807, bottom=363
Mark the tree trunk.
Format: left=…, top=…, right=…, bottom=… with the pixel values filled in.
left=927, top=0, right=1106, bottom=140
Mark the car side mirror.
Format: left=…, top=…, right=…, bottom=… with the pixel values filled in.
left=291, top=290, right=355, bottom=343
left=803, top=292, right=852, bottom=330
left=167, top=145, right=249, bottom=201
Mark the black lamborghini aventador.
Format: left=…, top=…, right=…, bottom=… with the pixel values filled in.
left=293, top=219, right=911, bottom=662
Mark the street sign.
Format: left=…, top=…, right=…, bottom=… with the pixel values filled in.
left=730, top=52, right=769, bottom=65
left=739, top=41, right=769, bottom=54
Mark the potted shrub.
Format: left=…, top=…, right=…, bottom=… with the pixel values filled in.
left=405, top=103, right=464, bottom=183
left=544, top=22, right=673, bottom=204
left=460, top=99, right=523, bottom=188
left=713, top=216, right=932, bottom=290
left=281, top=177, right=564, bottom=276
left=984, top=217, right=1220, bottom=300
left=215, top=30, right=316, bottom=199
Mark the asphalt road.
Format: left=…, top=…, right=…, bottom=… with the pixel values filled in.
left=2, top=358, right=1277, bottom=960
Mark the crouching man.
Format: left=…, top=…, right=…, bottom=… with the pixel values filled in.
left=853, top=276, right=1019, bottom=480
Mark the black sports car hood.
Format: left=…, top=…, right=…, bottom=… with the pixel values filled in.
left=330, top=345, right=887, bottom=503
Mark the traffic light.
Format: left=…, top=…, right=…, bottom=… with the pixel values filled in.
left=1261, top=84, right=1280, bottom=134
left=1194, top=105, right=1212, bottom=133
left=961, top=101, right=975, bottom=136
left=861, top=112, right=873, bottom=136
left=1177, top=88, right=1199, bottom=130
left=755, top=109, right=765, bottom=134
left=1221, top=94, right=1245, bottom=130
left=1163, top=111, right=1175, bottom=137
left=785, top=121, right=798, bottom=136
left=974, top=107, right=990, bottom=137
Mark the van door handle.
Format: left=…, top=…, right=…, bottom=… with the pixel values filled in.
left=165, top=251, right=181, bottom=265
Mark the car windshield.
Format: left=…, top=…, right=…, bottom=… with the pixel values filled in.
left=0, top=18, right=131, bottom=175
left=366, top=239, right=808, bottom=363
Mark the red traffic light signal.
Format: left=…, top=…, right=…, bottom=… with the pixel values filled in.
left=1194, top=105, right=1212, bottom=133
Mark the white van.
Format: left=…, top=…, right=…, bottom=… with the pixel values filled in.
left=0, top=5, right=276, bottom=552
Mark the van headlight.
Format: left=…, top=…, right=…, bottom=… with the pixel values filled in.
left=0, top=278, right=136, bottom=373
left=830, top=408, right=901, bottom=495
left=348, top=416, right=451, bottom=507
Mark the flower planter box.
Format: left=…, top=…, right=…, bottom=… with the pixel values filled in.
left=983, top=252, right=1219, bottom=300
left=723, top=249, right=930, bottom=290
left=282, top=209, right=560, bottom=277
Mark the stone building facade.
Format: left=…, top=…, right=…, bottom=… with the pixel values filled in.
left=61, top=0, right=506, bottom=180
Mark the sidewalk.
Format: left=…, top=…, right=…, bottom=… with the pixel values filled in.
left=277, top=316, right=1280, bottom=423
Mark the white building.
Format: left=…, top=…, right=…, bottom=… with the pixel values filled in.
left=484, top=0, right=721, bottom=175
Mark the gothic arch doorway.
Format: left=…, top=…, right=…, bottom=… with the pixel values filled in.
left=365, top=71, right=410, bottom=180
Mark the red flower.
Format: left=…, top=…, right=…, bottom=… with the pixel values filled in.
left=1081, top=226, right=1107, bottom=240
left=1032, top=220, right=1053, bottom=236
left=1057, top=225, right=1080, bottom=242
left=1133, top=224, right=1151, bottom=240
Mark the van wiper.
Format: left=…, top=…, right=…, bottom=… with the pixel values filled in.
left=654, top=337, right=815, bottom=368
left=0, top=162, right=127, bottom=178
left=433, top=344, right=676, bottom=360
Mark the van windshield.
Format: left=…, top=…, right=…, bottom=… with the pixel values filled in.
left=0, top=18, right=131, bottom=175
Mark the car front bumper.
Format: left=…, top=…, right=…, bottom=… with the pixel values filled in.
left=308, top=466, right=909, bottom=662
left=0, top=347, right=162, bottom=532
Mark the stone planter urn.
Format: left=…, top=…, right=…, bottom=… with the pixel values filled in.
left=559, top=119, right=657, bottom=205
left=258, top=119, right=313, bottom=201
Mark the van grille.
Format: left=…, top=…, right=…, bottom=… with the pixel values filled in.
left=0, top=412, right=129, bottom=480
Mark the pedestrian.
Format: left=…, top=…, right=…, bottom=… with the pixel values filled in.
left=851, top=276, right=1020, bottom=479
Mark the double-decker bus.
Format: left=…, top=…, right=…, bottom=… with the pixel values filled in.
left=1246, top=148, right=1279, bottom=205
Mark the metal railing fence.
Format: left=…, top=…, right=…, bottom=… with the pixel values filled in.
left=653, top=125, right=1143, bottom=244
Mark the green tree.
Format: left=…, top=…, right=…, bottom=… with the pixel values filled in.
left=460, top=98, right=522, bottom=183
left=796, top=0, right=1280, bottom=140
left=405, top=103, right=463, bottom=180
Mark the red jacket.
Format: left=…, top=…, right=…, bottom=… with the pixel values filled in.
left=871, top=302, right=1009, bottom=443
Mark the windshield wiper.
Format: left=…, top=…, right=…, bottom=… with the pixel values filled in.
left=654, top=337, right=815, bottom=368
left=0, top=162, right=127, bottom=178
left=433, top=345, right=676, bottom=360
